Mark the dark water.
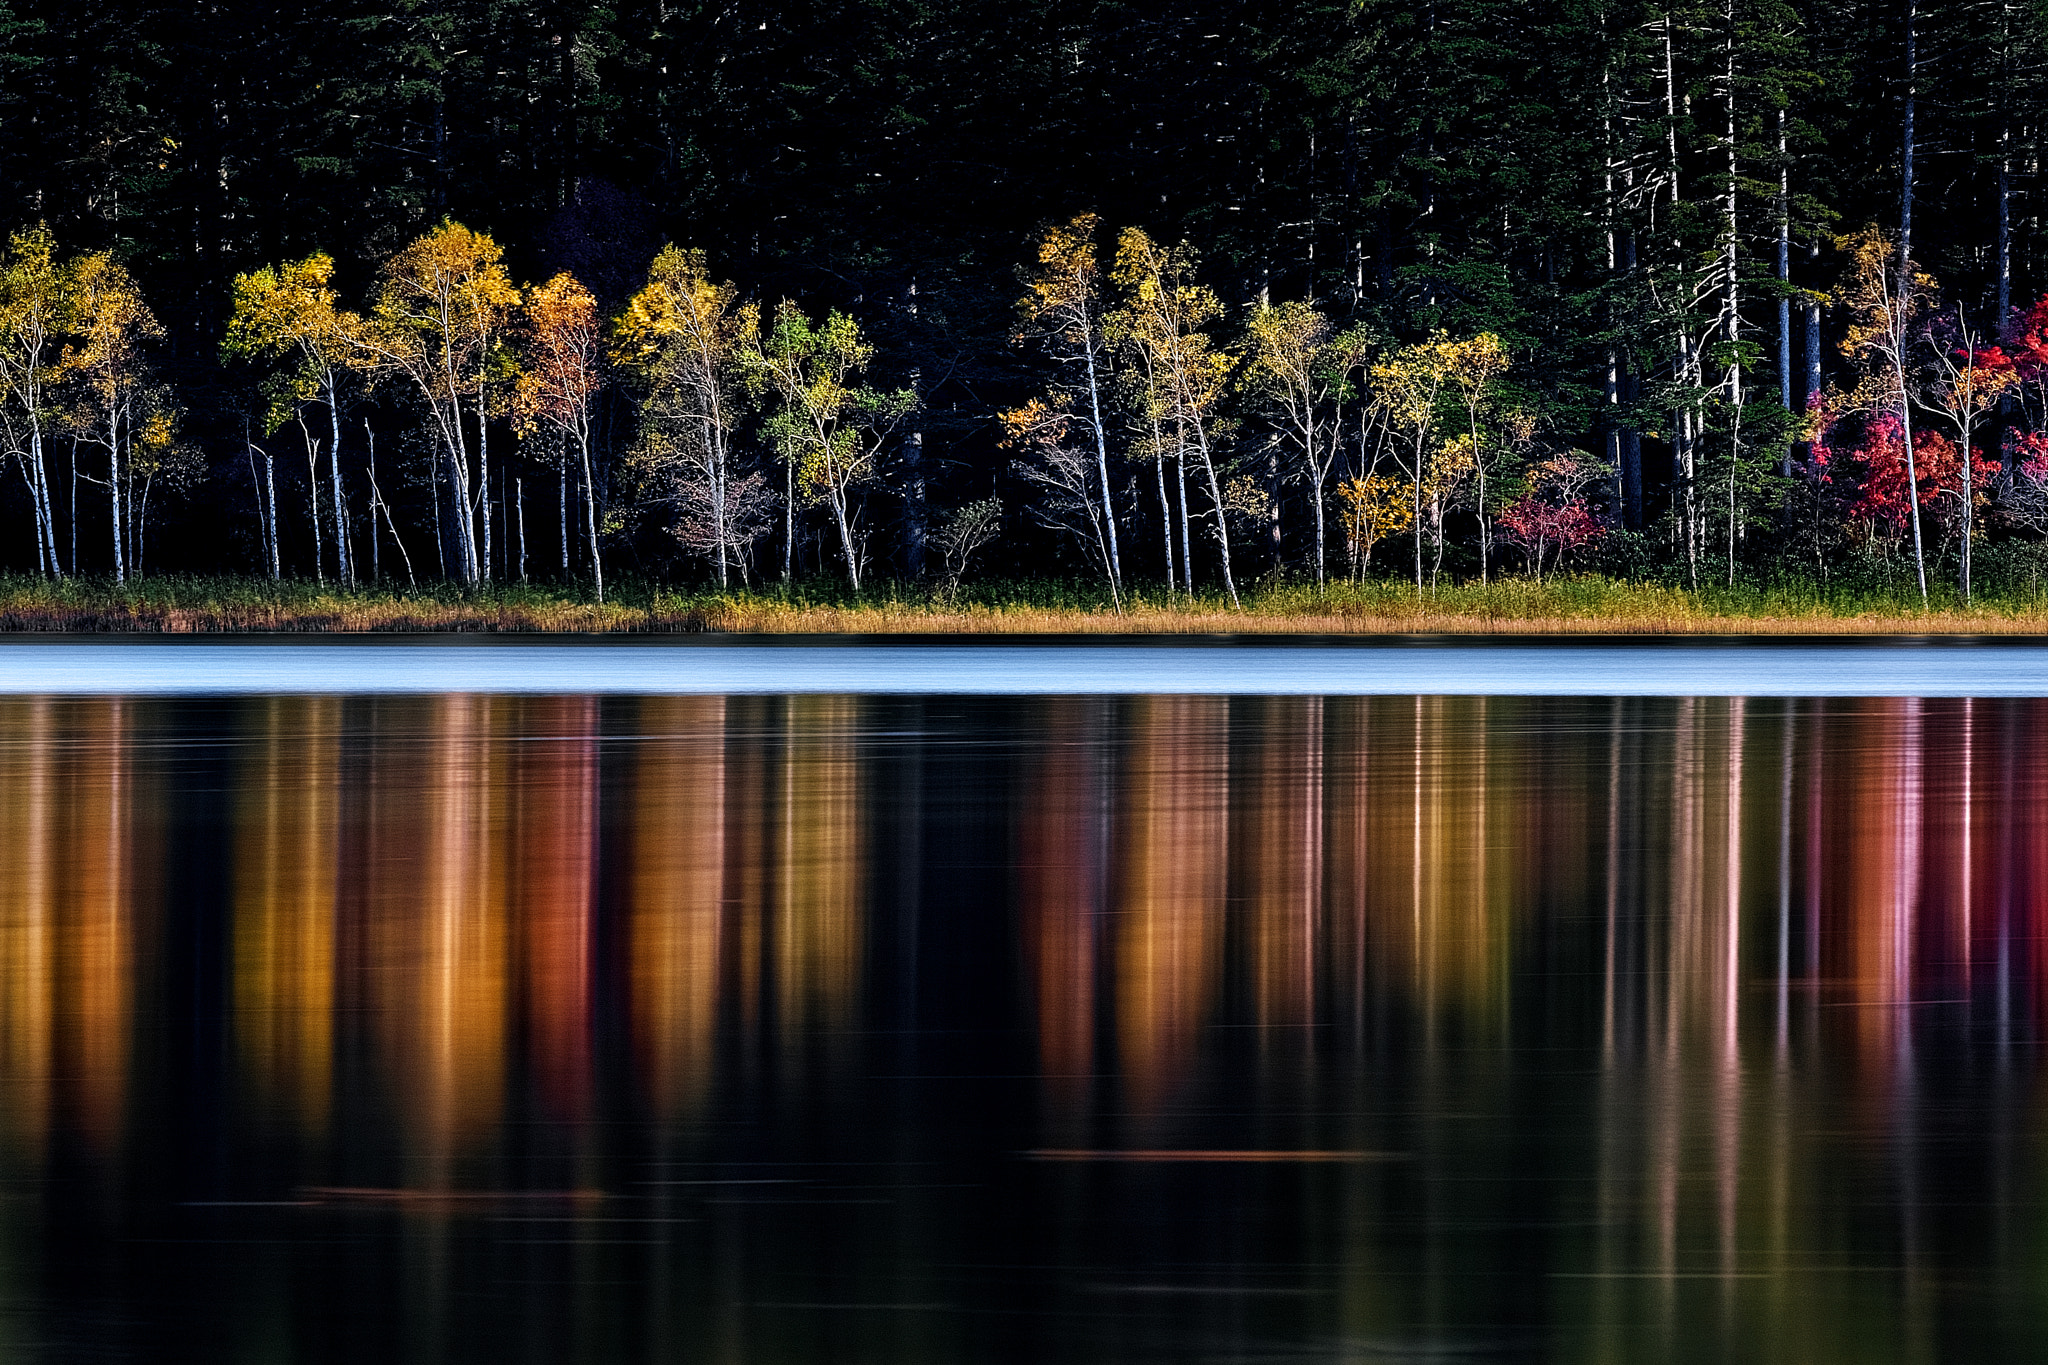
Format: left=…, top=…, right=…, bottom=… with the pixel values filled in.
left=0, top=692, right=2042, bottom=1363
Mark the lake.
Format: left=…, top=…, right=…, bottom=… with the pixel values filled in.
left=0, top=653, right=2042, bottom=1362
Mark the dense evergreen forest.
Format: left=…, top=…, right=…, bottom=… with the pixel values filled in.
left=3, top=0, right=2048, bottom=600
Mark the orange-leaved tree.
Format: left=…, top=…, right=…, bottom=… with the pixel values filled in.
left=515, top=271, right=607, bottom=601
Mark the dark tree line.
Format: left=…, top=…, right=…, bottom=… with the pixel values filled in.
left=3, top=0, right=2048, bottom=593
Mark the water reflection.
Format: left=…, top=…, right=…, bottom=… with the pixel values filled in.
left=0, top=694, right=2045, bottom=1362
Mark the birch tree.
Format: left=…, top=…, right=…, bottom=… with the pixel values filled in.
left=1014, top=214, right=1122, bottom=597
left=1922, top=310, right=2015, bottom=604
left=514, top=272, right=608, bottom=601
left=354, top=221, right=518, bottom=585
left=0, top=226, right=68, bottom=576
left=67, top=252, right=162, bottom=585
left=1108, top=229, right=1239, bottom=607
left=223, top=252, right=366, bottom=585
left=615, top=247, right=759, bottom=588
left=749, top=302, right=914, bottom=592
left=1836, top=225, right=1935, bottom=602
left=1371, top=333, right=1457, bottom=591
left=1243, top=301, right=1370, bottom=589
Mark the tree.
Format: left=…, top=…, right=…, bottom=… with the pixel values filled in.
left=930, top=497, right=1003, bottom=601
left=1336, top=472, right=1414, bottom=578
left=750, top=302, right=914, bottom=592
left=1499, top=454, right=1609, bottom=582
left=1243, top=300, right=1370, bottom=589
left=1371, top=332, right=1458, bottom=591
left=615, top=247, right=759, bottom=589
left=1921, top=309, right=2015, bottom=603
left=1109, top=229, right=1240, bottom=608
left=0, top=225, right=67, bottom=576
left=1004, top=395, right=1125, bottom=607
left=1015, top=215, right=1122, bottom=597
left=1834, top=226, right=1937, bottom=603
left=1440, top=333, right=1511, bottom=582
left=513, top=271, right=608, bottom=602
left=223, top=252, right=365, bottom=585
left=354, top=221, right=519, bottom=586
left=65, top=251, right=163, bottom=585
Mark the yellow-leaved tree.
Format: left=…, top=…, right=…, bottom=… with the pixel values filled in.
left=1370, top=332, right=1458, bottom=590
left=614, top=247, right=761, bottom=589
left=1013, top=214, right=1121, bottom=598
left=1440, top=333, right=1511, bottom=582
left=748, top=302, right=914, bottom=592
left=67, top=251, right=166, bottom=585
left=355, top=221, right=519, bottom=585
left=1108, top=229, right=1238, bottom=607
left=223, top=251, right=366, bottom=585
left=1335, top=472, right=1413, bottom=578
left=1243, top=300, right=1371, bottom=590
left=0, top=225, right=69, bottom=576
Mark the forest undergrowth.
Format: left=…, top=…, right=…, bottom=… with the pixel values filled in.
left=9, top=573, right=2048, bottom=635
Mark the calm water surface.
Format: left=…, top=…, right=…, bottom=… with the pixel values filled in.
left=0, top=691, right=2040, bottom=1363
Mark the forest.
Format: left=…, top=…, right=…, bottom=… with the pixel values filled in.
left=2, top=0, right=2047, bottom=605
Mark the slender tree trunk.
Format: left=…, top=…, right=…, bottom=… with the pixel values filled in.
left=1804, top=237, right=1824, bottom=416
left=1665, top=12, right=1696, bottom=585
left=827, top=472, right=861, bottom=593
left=477, top=386, right=492, bottom=584
left=1310, top=430, right=1328, bottom=592
left=516, top=476, right=526, bottom=584
left=365, top=421, right=380, bottom=585
left=1961, top=403, right=1974, bottom=603
left=1894, top=329, right=1928, bottom=603
left=1156, top=456, right=1175, bottom=594
left=1602, top=54, right=1624, bottom=530
left=1175, top=448, right=1193, bottom=593
left=578, top=434, right=603, bottom=602
left=783, top=458, right=794, bottom=582
left=2000, top=0, right=2015, bottom=326
left=1082, top=311, right=1122, bottom=594
left=1410, top=423, right=1427, bottom=591
left=327, top=376, right=350, bottom=586
left=1724, top=6, right=1743, bottom=586
left=902, top=427, right=926, bottom=582
left=704, top=414, right=730, bottom=589
left=1192, top=434, right=1240, bottom=608
left=1902, top=0, right=1916, bottom=273
left=559, top=462, right=569, bottom=573
left=367, top=419, right=415, bottom=590
left=1266, top=442, right=1283, bottom=575
left=304, top=427, right=323, bottom=586
left=108, top=398, right=124, bottom=585
left=29, top=423, right=57, bottom=577
left=264, top=441, right=278, bottom=581
left=1777, top=108, right=1794, bottom=485
left=245, top=428, right=267, bottom=577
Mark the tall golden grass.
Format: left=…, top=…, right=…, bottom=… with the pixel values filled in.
left=5, top=575, right=2048, bottom=634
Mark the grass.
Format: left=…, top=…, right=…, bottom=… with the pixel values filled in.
left=6, top=572, right=2048, bottom=634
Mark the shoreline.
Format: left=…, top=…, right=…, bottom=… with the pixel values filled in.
left=12, top=576, right=2048, bottom=636
left=3, top=637, right=2047, bottom=695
